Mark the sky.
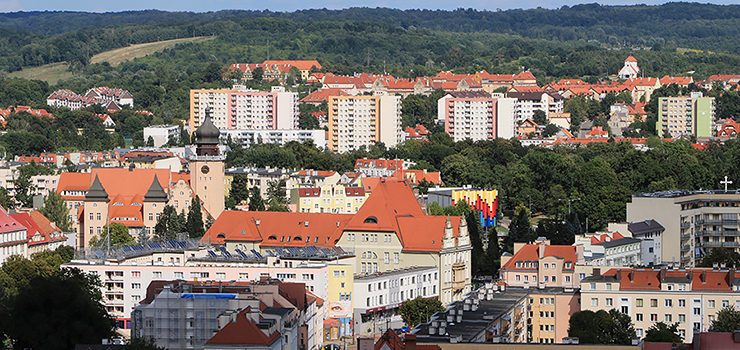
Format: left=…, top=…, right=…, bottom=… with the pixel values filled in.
left=2, top=0, right=740, bottom=13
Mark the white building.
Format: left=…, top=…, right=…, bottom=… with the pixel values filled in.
left=221, top=129, right=326, bottom=148
left=618, top=55, right=640, bottom=80
left=353, top=266, right=439, bottom=336
left=63, top=243, right=352, bottom=329
left=508, top=91, right=565, bottom=122
left=144, top=125, right=181, bottom=148
left=189, top=86, right=298, bottom=133
left=494, top=93, right=517, bottom=139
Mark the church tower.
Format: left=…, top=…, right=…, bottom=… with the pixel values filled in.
left=190, top=109, right=225, bottom=220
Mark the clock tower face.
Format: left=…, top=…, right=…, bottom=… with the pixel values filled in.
left=201, top=165, right=210, bottom=174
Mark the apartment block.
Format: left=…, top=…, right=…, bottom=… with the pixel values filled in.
left=327, top=94, right=402, bottom=153
left=581, top=267, right=740, bottom=343
left=507, top=91, right=565, bottom=122
left=64, top=241, right=352, bottom=329
left=499, top=239, right=582, bottom=289
left=189, top=86, right=298, bottom=133
left=437, top=91, right=497, bottom=142
left=353, top=266, right=438, bottom=336
left=143, top=125, right=181, bottom=148
left=221, top=129, right=326, bottom=148
left=656, top=92, right=715, bottom=138
left=627, top=190, right=740, bottom=268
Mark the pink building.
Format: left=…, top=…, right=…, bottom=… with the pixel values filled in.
left=499, top=239, right=583, bottom=289
left=437, top=91, right=498, bottom=142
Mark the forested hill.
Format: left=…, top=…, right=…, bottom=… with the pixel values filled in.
left=4, top=3, right=740, bottom=51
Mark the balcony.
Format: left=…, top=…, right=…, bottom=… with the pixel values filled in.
left=681, top=222, right=690, bottom=228
left=451, top=262, right=466, bottom=292
left=681, top=233, right=691, bottom=240
left=702, top=241, right=740, bottom=248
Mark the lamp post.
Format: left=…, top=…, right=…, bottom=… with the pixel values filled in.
left=558, top=198, right=580, bottom=216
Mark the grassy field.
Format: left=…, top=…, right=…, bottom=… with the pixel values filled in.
left=9, top=36, right=211, bottom=85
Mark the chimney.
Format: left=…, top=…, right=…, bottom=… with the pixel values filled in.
left=700, top=270, right=707, bottom=284
left=629, top=269, right=635, bottom=283
left=576, top=245, right=585, bottom=264
left=660, top=268, right=667, bottom=283
left=538, top=242, right=546, bottom=259
left=615, top=269, right=622, bottom=282
left=405, top=334, right=417, bottom=350
left=593, top=268, right=601, bottom=277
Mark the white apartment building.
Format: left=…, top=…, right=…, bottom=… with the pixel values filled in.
left=437, top=91, right=497, bottom=142
left=189, top=86, right=298, bottom=133
left=143, top=125, right=181, bottom=148
left=508, top=91, right=565, bottom=122
left=221, top=129, right=326, bottom=148
left=64, top=243, right=353, bottom=329
left=353, top=266, right=439, bottom=336
left=327, top=94, right=402, bottom=153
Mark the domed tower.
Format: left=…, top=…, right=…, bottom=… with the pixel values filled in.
left=190, top=108, right=225, bottom=219
left=194, top=110, right=221, bottom=156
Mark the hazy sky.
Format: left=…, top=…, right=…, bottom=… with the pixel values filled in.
left=1, top=0, right=738, bottom=13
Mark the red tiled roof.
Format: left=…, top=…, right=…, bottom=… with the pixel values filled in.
left=354, top=159, right=405, bottom=170
left=263, top=60, right=321, bottom=71
left=0, top=206, right=26, bottom=234
left=205, top=307, right=281, bottom=346
left=625, top=55, right=637, bottom=62
left=501, top=244, right=577, bottom=271
left=201, top=211, right=352, bottom=247
left=300, top=88, right=348, bottom=103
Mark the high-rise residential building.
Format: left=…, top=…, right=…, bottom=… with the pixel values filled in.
left=436, top=92, right=516, bottom=141
left=507, top=91, right=565, bottom=122
left=627, top=190, right=740, bottom=268
left=656, top=92, right=715, bottom=137
left=327, top=94, right=402, bottom=153
left=189, top=86, right=298, bottom=134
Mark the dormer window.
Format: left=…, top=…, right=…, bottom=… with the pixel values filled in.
left=364, top=216, right=378, bottom=224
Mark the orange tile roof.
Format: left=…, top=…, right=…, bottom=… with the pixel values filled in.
left=625, top=55, right=637, bottom=62
left=501, top=244, right=577, bottom=271
left=294, top=169, right=337, bottom=177
left=354, top=159, right=405, bottom=170
left=300, top=88, right=348, bottom=103
left=57, top=169, right=171, bottom=202
left=201, top=211, right=351, bottom=247
left=403, top=169, right=442, bottom=185
left=263, top=60, right=321, bottom=71
left=205, top=307, right=281, bottom=346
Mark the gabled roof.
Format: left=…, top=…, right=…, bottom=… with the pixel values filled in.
left=625, top=55, right=637, bottom=62
left=0, top=206, right=25, bottom=234
left=500, top=244, right=577, bottom=271
left=628, top=219, right=665, bottom=235
left=205, top=307, right=281, bottom=346
left=200, top=211, right=352, bottom=247
left=300, top=88, right=348, bottom=103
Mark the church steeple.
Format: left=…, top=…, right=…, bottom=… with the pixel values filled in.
left=194, top=108, right=220, bottom=156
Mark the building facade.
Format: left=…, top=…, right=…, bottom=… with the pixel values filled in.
left=581, top=267, right=740, bottom=343
left=437, top=92, right=498, bottom=142
left=143, top=125, right=181, bottom=148
left=327, top=94, right=402, bottom=153
left=656, top=93, right=716, bottom=138
left=189, top=87, right=298, bottom=133
left=627, top=190, right=740, bottom=268
left=290, top=184, right=368, bottom=214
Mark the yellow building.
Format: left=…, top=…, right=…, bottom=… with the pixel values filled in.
left=327, top=262, right=355, bottom=338
left=291, top=184, right=368, bottom=214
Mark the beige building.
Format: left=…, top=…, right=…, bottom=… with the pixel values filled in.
left=327, top=94, right=402, bottom=153
left=202, top=179, right=473, bottom=306
left=500, top=239, right=583, bottom=289
left=627, top=190, right=740, bottom=268
left=290, top=184, right=368, bottom=214
left=581, top=267, right=740, bottom=343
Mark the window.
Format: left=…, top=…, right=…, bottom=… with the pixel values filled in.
left=636, top=299, right=644, bottom=307
left=650, top=314, right=658, bottom=322
left=636, top=313, right=643, bottom=322
left=132, top=295, right=141, bottom=301
left=341, top=282, right=345, bottom=289
left=132, top=283, right=141, bottom=289
left=651, top=299, right=658, bottom=307
left=544, top=263, right=549, bottom=269
left=552, top=276, right=556, bottom=283
left=708, top=300, right=715, bottom=309
left=694, top=322, right=701, bottom=331
left=722, top=300, right=729, bottom=308
left=694, top=307, right=701, bottom=315
left=394, top=252, right=399, bottom=264
left=334, top=271, right=340, bottom=277
left=384, top=252, right=389, bottom=264
left=679, top=299, right=686, bottom=308
left=174, top=272, right=183, bottom=279
left=239, top=273, right=248, bottom=279
left=606, top=298, right=613, bottom=307
left=132, top=271, right=141, bottom=278
left=606, top=283, right=612, bottom=290
left=216, top=272, right=226, bottom=279
left=565, top=275, right=571, bottom=283
left=153, top=272, right=162, bottom=278
left=665, top=299, right=673, bottom=307
left=341, top=271, right=345, bottom=277
left=591, top=298, right=598, bottom=306
left=590, top=283, right=596, bottom=290
left=679, top=314, right=686, bottom=323
left=665, top=314, right=672, bottom=322
left=515, top=275, right=521, bottom=282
